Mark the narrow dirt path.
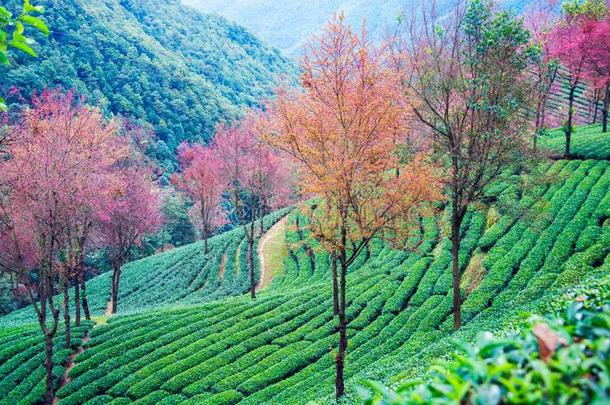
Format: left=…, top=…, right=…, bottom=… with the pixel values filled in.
left=257, top=217, right=287, bottom=290
left=53, top=332, right=90, bottom=404
left=218, top=253, right=228, bottom=280
left=105, top=298, right=113, bottom=317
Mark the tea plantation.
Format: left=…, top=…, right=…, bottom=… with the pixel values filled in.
left=0, top=207, right=291, bottom=327
left=1, top=151, right=609, bottom=403
left=541, top=124, right=610, bottom=160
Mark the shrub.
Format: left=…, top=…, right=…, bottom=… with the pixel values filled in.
left=361, top=294, right=610, bottom=405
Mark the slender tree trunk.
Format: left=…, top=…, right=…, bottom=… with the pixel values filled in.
left=80, top=270, right=90, bottom=320
left=73, top=274, right=81, bottom=326
left=111, top=263, right=121, bottom=314
left=35, top=274, right=59, bottom=405
left=565, top=86, right=576, bottom=159
left=335, top=226, right=348, bottom=400
left=43, top=332, right=55, bottom=404
left=34, top=230, right=60, bottom=404
left=63, top=276, right=71, bottom=348
left=603, top=84, right=609, bottom=133
left=451, top=201, right=464, bottom=330
left=201, top=201, right=209, bottom=254
left=592, top=88, right=599, bottom=124
left=203, top=226, right=209, bottom=255
left=534, top=97, right=543, bottom=152
left=249, top=215, right=256, bottom=299
left=259, top=205, right=265, bottom=236
left=331, top=253, right=339, bottom=316
left=540, top=92, right=548, bottom=131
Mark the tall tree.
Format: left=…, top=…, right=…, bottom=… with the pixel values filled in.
left=262, top=16, right=441, bottom=399
left=399, top=0, right=534, bottom=329
left=57, top=102, right=123, bottom=343
left=250, top=135, right=293, bottom=236
left=0, top=89, right=120, bottom=403
left=212, top=119, right=258, bottom=298
left=581, top=15, right=610, bottom=132
left=524, top=0, right=560, bottom=149
left=97, top=167, right=162, bottom=315
left=548, top=0, right=608, bottom=155
left=212, top=115, right=291, bottom=299
left=173, top=143, right=226, bottom=254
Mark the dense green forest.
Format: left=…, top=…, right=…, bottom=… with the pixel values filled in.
left=1, top=0, right=295, bottom=171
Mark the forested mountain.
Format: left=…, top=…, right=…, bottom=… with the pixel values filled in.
left=182, top=0, right=535, bottom=56
left=1, top=0, right=295, bottom=170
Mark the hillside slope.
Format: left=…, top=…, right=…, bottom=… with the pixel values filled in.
left=182, top=0, right=534, bottom=56
left=541, top=124, right=610, bottom=159
left=1, top=0, right=294, bottom=169
left=1, top=150, right=609, bottom=404
left=0, top=209, right=291, bottom=328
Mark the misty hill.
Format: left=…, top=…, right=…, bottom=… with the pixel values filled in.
left=182, top=0, right=535, bottom=56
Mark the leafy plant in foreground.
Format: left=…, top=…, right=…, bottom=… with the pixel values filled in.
left=361, top=293, right=610, bottom=405
left=0, top=0, right=48, bottom=111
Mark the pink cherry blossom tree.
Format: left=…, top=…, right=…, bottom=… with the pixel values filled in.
left=581, top=16, right=610, bottom=132
left=212, top=114, right=293, bottom=299
left=249, top=135, right=294, bottom=235
left=524, top=0, right=560, bottom=149
left=549, top=1, right=609, bottom=155
left=0, top=89, right=122, bottom=402
left=173, top=143, right=227, bottom=254
left=97, top=167, right=162, bottom=314
left=212, top=119, right=258, bottom=298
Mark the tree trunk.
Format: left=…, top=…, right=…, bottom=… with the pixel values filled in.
left=44, top=332, right=55, bottom=404
left=565, top=86, right=576, bottom=159
left=331, top=253, right=339, bottom=316
left=203, top=226, right=209, bottom=255
left=111, top=264, right=121, bottom=314
left=201, top=201, right=209, bottom=254
left=603, top=84, right=609, bottom=133
left=592, top=88, right=600, bottom=124
left=80, top=271, right=90, bottom=320
left=249, top=216, right=256, bottom=300
left=335, top=226, right=348, bottom=400
left=63, top=276, right=71, bottom=348
left=37, top=278, right=59, bottom=405
left=540, top=92, right=548, bottom=131
left=259, top=206, right=265, bottom=236
left=73, top=274, right=81, bottom=326
left=451, top=203, right=464, bottom=330
left=534, top=97, right=543, bottom=152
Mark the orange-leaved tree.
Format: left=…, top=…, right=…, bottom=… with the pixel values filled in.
left=261, top=16, right=442, bottom=400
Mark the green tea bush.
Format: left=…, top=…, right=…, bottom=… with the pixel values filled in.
left=361, top=294, right=610, bottom=405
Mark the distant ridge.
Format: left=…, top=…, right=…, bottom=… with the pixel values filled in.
left=182, top=0, right=535, bottom=57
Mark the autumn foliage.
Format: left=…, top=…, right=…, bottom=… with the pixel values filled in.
left=261, top=16, right=441, bottom=399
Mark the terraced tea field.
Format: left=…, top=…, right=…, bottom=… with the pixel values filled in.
left=1, top=157, right=609, bottom=404
left=0, top=208, right=291, bottom=327
left=541, top=124, right=610, bottom=160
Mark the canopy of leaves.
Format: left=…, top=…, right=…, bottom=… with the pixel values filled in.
left=0, top=0, right=49, bottom=111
